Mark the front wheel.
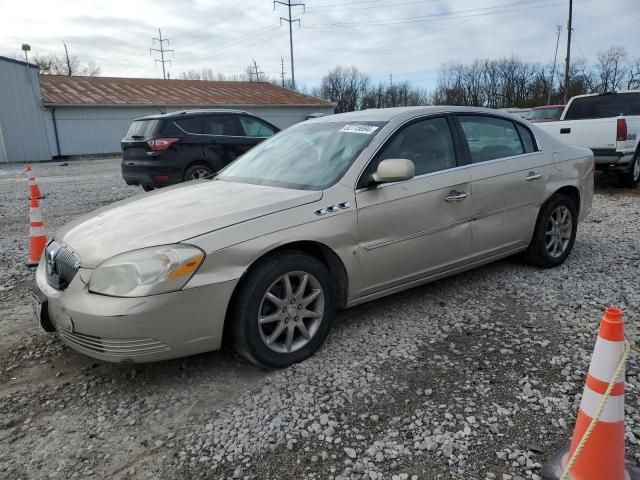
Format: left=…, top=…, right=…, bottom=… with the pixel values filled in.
left=524, top=193, right=578, bottom=268
left=230, top=252, right=336, bottom=368
left=618, top=154, right=640, bottom=188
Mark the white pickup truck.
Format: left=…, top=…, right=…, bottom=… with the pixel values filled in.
left=536, top=91, right=640, bottom=187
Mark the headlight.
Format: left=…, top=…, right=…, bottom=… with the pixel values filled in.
left=89, top=244, right=205, bottom=297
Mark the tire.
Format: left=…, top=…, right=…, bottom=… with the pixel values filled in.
left=524, top=193, right=578, bottom=268
left=230, top=252, right=336, bottom=368
left=142, top=185, right=154, bottom=192
left=184, top=164, right=214, bottom=181
left=617, top=153, right=640, bottom=188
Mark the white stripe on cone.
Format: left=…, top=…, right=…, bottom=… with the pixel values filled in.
left=579, top=386, right=625, bottom=422
left=30, top=207, right=43, bottom=223
left=29, top=226, right=46, bottom=237
left=589, top=337, right=626, bottom=383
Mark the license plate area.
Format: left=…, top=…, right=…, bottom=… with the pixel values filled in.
left=31, top=284, right=55, bottom=332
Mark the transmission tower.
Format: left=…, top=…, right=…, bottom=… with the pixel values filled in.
left=150, top=28, right=174, bottom=80
left=273, top=0, right=305, bottom=90
left=547, top=25, right=562, bottom=105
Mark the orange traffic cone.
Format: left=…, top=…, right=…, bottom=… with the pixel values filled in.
left=26, top=198, right=47, bottom=267
left=27, top=170, right=43, bottom=200
left=542, top=307, right=639, bottom=480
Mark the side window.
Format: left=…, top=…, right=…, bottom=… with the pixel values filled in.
left=201, top=116, right=236, bottom=135
left=240, top=116, right=277, bottom=137
left=516, top=124, right=536, bottom=153
left=175, top=118, right=203, bottom=134
left=376, top=117, right=456, bottom=176
left=458, top=116, right=525, bottom=163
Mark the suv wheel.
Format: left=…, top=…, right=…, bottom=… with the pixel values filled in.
left=231, top=252, right=336, bottom=368
left=618, top=153, right=640, bottom=188
left=184, top=164, right=214, bottom=181
left=524, top=193, right=578, bottom=268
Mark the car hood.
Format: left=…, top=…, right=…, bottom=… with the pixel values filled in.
left=57, top=180, right=322, bottom=268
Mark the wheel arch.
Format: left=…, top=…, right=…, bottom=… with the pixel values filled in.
left=182, top=159, right=220, bottom=180
left=221, top=240, right=349, bottom=344
left=552, top=185, right=581, bottom=216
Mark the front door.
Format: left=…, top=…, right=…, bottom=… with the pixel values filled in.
left=355, top=116, right=473, bottom=297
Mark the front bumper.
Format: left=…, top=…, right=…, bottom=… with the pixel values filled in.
left=121, top=159, right=182, bottom=188
left=34, top=261, right=237, bottom=363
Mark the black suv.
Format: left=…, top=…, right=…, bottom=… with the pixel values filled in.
left=121, top=109, right=279, bottom=191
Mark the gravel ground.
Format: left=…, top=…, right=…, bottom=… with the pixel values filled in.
left=0, top=159, right=639, bottom=480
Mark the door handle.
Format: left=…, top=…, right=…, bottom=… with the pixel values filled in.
left=560, top=127, right=571, bottom=134
left=445, top=191, right=468, bottom=201
left=525, top=172, right=542, bottom=181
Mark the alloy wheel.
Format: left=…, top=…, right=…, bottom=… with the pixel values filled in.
left=545, top=205, right=572, bottom=258
left=258, top=271, right=324, bottom=353
left=189, top=168, right=212, bottom=180
left=633, top=156, right=640, bottom=182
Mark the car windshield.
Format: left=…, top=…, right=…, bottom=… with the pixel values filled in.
left=528, top=107, right=563, bottom=121
left=126, top=119, right=162, bottom=139
left=218, top=121, right=387, bottom=190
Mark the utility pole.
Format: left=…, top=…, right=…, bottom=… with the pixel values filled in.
left=280, top=56, right=286, bottom=87
left=150, top=28, right=174, bottom=80
left=563, top=0, right=573, bottom=103
left=250, top=59, right=264, bottom=82
left=274, top=0, right=305, bottom=90
left=389, top=73, right=393, bottom=86
left=547, top=25, right=562, bottom=105
left=63, top=41, right=72, bottom=76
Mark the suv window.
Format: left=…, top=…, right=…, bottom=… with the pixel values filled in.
left=376, top=117, right=456, bottom=176
left=126, top=119, right=163, bottom=139
left=201, top=116, right=236, bottom=136
left=458, top=116, right=524, bottom=162
left=564, top=93, right=640, bottom=120
left=175, top=118, right=203, bottom=134
left=240, top=116, right=277, bottom=137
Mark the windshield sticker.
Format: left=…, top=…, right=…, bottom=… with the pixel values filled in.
left=340, top=124, right=379, bottom=134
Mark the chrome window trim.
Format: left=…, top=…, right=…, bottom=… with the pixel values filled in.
left=173, top=121, right=251, bottom=139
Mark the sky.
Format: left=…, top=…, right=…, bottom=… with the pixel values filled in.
left=1, top=0, right=638, bottom=91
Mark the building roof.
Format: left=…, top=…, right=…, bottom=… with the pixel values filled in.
left=38, top=75, right=330, bottom=107
left=0, top=55, right=39, bottom=69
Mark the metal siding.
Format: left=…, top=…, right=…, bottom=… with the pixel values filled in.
left=53, top=105, right=335, bottom=155
left=0, top=60, right=53, bottom=162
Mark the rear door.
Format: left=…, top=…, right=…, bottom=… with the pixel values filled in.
left=454, top=114, right=549, bottom=257
left=200, top=114, right=246, bottom=168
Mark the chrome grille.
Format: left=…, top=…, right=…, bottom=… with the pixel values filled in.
left=58, top=330, right=170, bottom=357
left=45, top=241, right=80, bottom=290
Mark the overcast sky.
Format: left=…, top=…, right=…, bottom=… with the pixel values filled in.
left=1, top=0, right=638, bottom=91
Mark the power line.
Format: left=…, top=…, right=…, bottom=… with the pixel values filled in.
left=274, top=0, right=305, bottom=90
left=150, top=28, right=174, bottom=80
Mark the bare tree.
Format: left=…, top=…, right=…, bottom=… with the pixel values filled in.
left=32, top=53, right=101, bottom=76
left=595, top=46, right=628, bottom=92
left=319, top=66, right=370, bottom=113
left=627, top=58, right=640, bottom=90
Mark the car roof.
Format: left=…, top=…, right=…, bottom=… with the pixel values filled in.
left=306, top=105, right=528, bottom=124
left=134, top=109, right=250, bottom=121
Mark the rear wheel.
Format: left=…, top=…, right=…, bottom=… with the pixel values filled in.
left=184, top=164, right=214, bottom=181
left=618, top=153, right=640, bottom=188
left=142, top=185, right=154, bottom=192
left=230, top=252, right=335, bottom=368
left=524, top=193, right=577, bottom=268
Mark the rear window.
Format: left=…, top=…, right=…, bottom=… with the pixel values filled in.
left=126, top=119, right=162, bottom=139
left=457, top=115, right=525, bottom=162
left=528, top=107, right=563, bottom=121
left=564, top=93, right=640, bottom=120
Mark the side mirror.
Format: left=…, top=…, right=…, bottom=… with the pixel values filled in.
left=372, top=159, right=415, bottom=184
